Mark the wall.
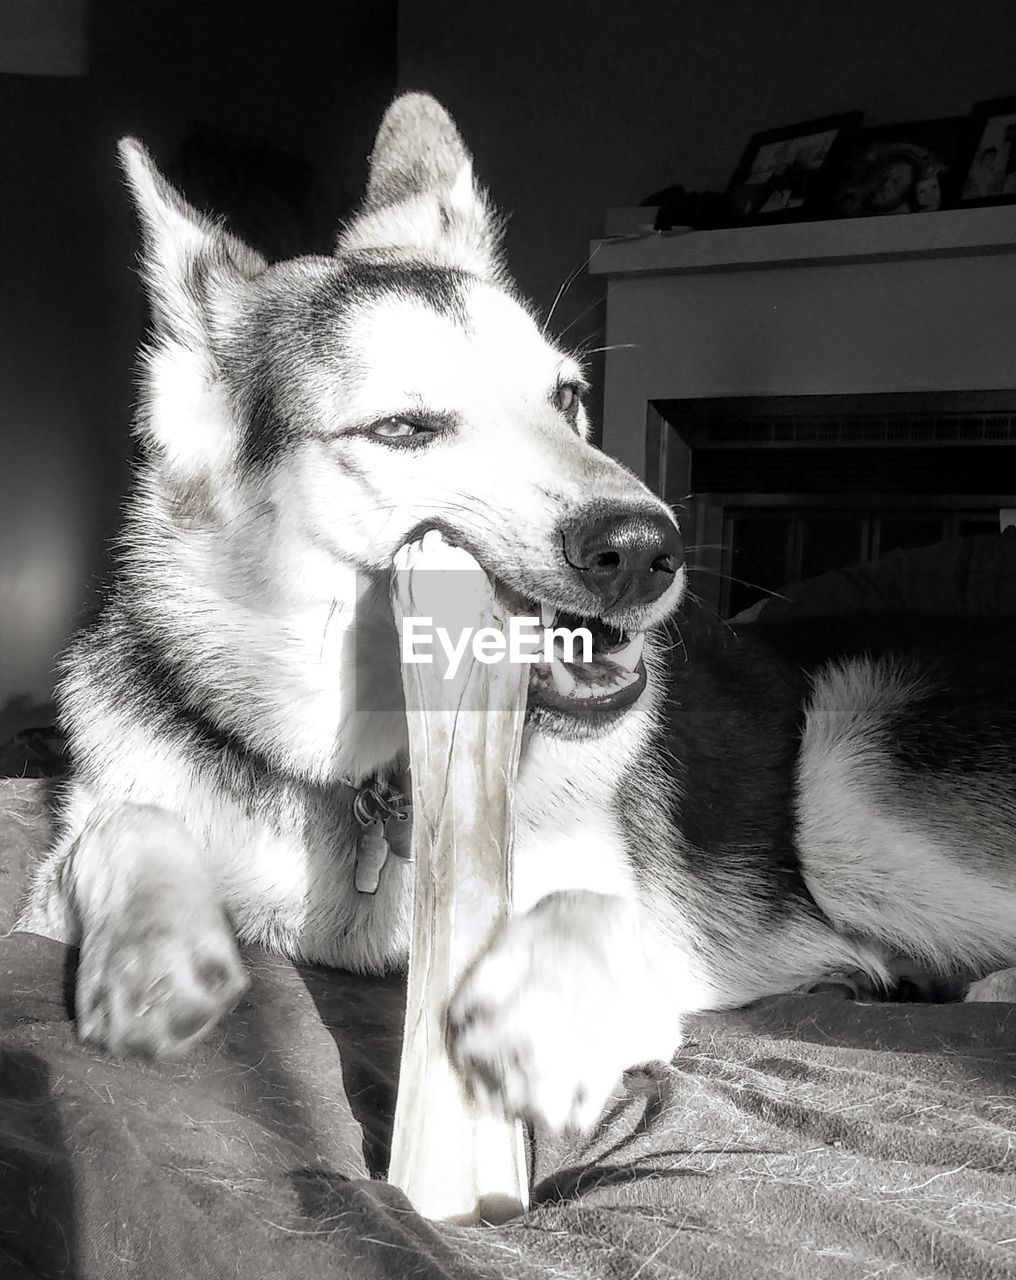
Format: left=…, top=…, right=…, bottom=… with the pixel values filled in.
left=398, top=0, right=1016, bottom=414
left=5, top=0, right=1016, bottom=712
left=0, top=1, right=396, bottom=714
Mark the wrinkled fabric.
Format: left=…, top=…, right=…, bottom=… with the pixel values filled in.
left=2, top=778, right=1015, bottom=1280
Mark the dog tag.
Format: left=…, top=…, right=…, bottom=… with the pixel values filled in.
left=355, top=820, right=389, bottom=894
left=384, top=810, right=413, bottom=861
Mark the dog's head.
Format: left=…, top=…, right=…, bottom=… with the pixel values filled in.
left=120, top=93, right=683, bottom=740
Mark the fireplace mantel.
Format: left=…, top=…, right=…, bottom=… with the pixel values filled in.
left=590, top=206, right=1016, bottom=479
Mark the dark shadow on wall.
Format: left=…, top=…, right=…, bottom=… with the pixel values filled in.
left=0, top=0, right=399, bottom=710
left=166, top=125, right=332, bottom=263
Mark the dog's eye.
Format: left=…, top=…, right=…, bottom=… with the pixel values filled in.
left=371, top=417, right=430, bottom=441
left=363, top=410, right=456, bottom=448
left=554, top=382, right=583, bottom=420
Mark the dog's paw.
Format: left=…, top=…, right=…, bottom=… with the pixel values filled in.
left=446, top=891, right=681, bottom=1133
left=966, top=967, right=1016, bottom=1003
left=76, top=899, right=247, bottom=1058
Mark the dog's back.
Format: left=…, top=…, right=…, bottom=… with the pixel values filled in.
left=618, top=607, right=1016, bottom=1004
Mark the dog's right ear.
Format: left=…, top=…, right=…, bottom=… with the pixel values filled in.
left=118, top=138, right=267, bottom=348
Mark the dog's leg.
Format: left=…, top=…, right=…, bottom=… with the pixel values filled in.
left=446, top=889, right=682, bottom=1133
left=33, top=802, right=247, bottom=1057
left=445, top=874, right=895, bottom=1130
left=966, top=969, right=1016, bottom=1002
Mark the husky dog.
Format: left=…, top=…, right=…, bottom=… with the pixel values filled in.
left=20, top=94, right=1016, bottom=1133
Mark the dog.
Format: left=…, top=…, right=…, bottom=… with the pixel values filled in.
left=19, top=92, right=1016, bottom=1135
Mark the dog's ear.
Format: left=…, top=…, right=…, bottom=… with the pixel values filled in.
left=119, top=140, right=268, bottom=477
left=337, top=93, right=505, bottom=274
left=363, top=92, right=474, bottom=210
left=118, top=138, right=267, bottom=348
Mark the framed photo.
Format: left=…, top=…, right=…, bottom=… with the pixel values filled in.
left=954, top=96, right=1016, bottom=207
left=726, top=112, right=862, bottom=223
left=829, top=118, right=964, bottom=219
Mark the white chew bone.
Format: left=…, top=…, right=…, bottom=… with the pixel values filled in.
left=387, top=530, right=529, bottom=1225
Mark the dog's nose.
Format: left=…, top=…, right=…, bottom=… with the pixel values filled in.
left=561, top=505, right=683, bottom=609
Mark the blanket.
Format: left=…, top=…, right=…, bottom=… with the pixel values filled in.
left=2, top=777, right=1016, bottom=1280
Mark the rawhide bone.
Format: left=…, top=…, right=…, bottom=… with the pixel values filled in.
left=387, top=529, right=529, bottom=1225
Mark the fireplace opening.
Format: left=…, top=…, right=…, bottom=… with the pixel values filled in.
left=649, top=391, right=1016, bottom=617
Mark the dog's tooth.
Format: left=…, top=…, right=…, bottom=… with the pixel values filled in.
left=550, top=656, right=577, bottom=696
left=540, top=601, right=556, bottom=629
left=612, top=632, right=646, bottom=672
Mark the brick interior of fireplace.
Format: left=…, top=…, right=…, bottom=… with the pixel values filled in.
left=654, top=392, right=1016, bottom=617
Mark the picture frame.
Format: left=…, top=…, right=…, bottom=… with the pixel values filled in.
left=953, top=96, right=1016, bottom=208
left=726, top=112, right=863, bottom=224
left=829, top=118, right=965, bottom=219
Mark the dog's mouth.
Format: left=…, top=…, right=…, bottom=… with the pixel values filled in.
left=499, top=593, right=648, bottom=719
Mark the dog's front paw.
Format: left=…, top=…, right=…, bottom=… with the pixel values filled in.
left=966, top=967, right=1016, bottom=1003
left=447, top=891, right=681, bottom=1133
left=76, top=900, right=247, bottom=1058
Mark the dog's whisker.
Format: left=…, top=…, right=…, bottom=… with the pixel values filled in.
left=687, top=565, right=793, bottom=603
left=319, top=599, right=339, bottom=662
left=554, top=295, right=607, bottom=342
left=544, top=243, right=602, bottom=336
left=355, top=497, right=505, bottom=542
left=676, top=590, right=737, bottom=635
left=570, top=343, right=641, bottom=358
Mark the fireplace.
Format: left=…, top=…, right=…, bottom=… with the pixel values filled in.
left=591, top=208, right=1016, bottom=617
left=648, top=389, right=1016, bottom=615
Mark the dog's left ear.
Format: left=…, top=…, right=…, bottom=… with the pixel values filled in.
left=337, top=93, right=505, bottom=275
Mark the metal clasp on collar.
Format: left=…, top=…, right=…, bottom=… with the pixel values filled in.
left=353, top=778, right=409, bottom=833
left=353, top=776, right=413, bottom=895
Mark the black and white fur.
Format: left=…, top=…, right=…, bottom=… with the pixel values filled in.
left=19, top=93, right=1016, bottom=1134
